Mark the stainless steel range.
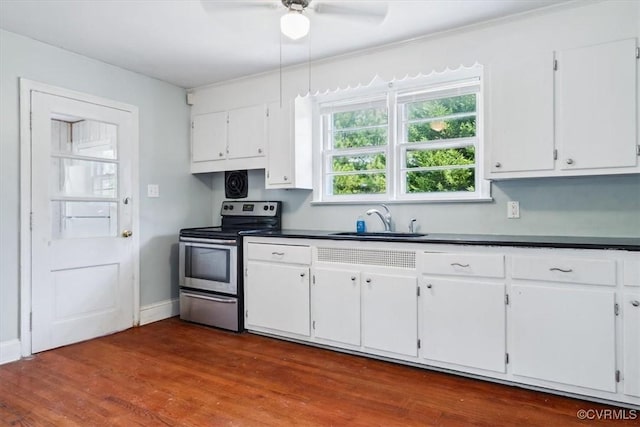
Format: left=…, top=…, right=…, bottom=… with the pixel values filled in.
left=178, top=201, right=282, bottom=331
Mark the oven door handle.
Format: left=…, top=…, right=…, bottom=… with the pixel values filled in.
left=180, top=238, right=238, bottom=246
left=182, top=292, right=236, bottom=304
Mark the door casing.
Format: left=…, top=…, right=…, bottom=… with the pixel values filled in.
left=19, top=78, right=140, bottom=357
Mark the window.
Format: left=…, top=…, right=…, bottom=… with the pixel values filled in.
left=315, top=68, right=489, bottom=203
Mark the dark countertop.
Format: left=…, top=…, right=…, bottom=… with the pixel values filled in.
left=240, top=229, right=640, bottom=251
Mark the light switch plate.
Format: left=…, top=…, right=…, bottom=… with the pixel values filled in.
left=147, top=184, right=159, bottom=198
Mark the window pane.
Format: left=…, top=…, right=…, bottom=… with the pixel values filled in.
left=51, top=201, right=117, bottom=239
left=406, top=169, right=475, bottom=193
left=333, top=107, right=387, bottom=129
left=332, top=153, right=386, bottom=172
left=407, top=117, right=476, bottom=143
left=51, top=119, right=117, bottom=160
left=331, top=174, right=386, bottom=195
left=407, top=94, right=476, bottom=120
left=334, top=127, right=387, bottom=149
left=51, top=158, right=117, bottom=198
left=406, top=147, right=475, bottom=168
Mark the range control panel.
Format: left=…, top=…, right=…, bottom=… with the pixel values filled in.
left=220, top=201, right=281, bottom=217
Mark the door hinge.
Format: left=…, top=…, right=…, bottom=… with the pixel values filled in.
left=266, top=170, right=270, bottom=178
left=553, top=59, right=558, bottom=71
left=616, top=370, right=621, bottom=382
left=30, top=312, right=33, bottom=331
left=417, top=339, right=421, bottom=349
left=505, top=294, right=509, bottom=305
left=505, top=353, right=509, bottom=364
left=29, top=112, right=33, bottom=130
left=417, top=286, right=420, bottom=297
left=266, top=108, right=270, bottom=118
left=636, top=145, right=640, bottom=156
left=312, top=275, right=315, bottom=284
left=312, top=320, right=316, bottom=330
left=244, top=267, right=248, bottom=277
left=191, top=121, right=194, bottom=129
left=636, top=47, right=639, bottom=59
left=29, top=212, right=33, bottom=231
left=615, top=302, right=620, bottom=316
left=553, top=149, right=558, bottom=160
left=245, top=309, right=248, bottom=318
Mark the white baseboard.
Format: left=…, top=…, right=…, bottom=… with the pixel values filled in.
left=139, top=298, right=179, bottom=326
left=0, top=339, right=22, bottom=365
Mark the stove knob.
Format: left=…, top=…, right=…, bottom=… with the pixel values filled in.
left=269, top=205, right=275, bottom=211
left=229, top=205, right=234, bottom=210
left=223, top=205, right=228, bottom=210
left=263, top=205, right=269, bottom=211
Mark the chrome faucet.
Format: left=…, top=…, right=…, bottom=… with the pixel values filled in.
left=366, top=204, right=392, bottom=232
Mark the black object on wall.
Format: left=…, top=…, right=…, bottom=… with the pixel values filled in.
left=225, top=170, right=248, bottom=199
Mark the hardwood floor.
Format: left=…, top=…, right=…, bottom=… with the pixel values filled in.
left=0, top=318, right=632, bottom=426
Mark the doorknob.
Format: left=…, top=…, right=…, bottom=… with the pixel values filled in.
left=122, top=230, right=133, bottom=238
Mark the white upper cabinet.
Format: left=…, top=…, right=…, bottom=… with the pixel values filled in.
left=265, top=98, right=313, bottom=190
left=227, top=104, right=266, bottom=160
left=486, top=38, right=639, bottom=180
left=556, top=38, right=638, bottom=171
left=190, top=104, right=267, bottom=173
left=488, top=52, right=555, bottom=176
left=191, top=111, right=227, bottom=163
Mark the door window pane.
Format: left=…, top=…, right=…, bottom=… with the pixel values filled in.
left=51, top=119, right=117, bottom=159
left=51, top=158, right=117, bottom=198
left=51, top=201, right=117, bottom=239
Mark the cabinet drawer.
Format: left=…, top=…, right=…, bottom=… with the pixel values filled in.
left=420, top=253, right=504, bottom=278
left=624, top=260, right=640, bottom=287
left=248, top=243, right=311, bottom=265
left=512, top=256, right=616, bottom=286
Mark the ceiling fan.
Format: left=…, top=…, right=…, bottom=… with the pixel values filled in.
left=201, top=0, right=389, bottom=40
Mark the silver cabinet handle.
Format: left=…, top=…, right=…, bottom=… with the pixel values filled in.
left=258, top=148, right=263, bottom=154
left=426, top=284, right=433, bottom=289
left=271, top=251, right=285, bottom=256
left=218, top=152, right=224, bottom=157
left=566, top=158, right=574, bottom=165
left=300, top=272, right=306, bottom=277
left=283, top=176, right=288, bottom=181
left=351, top=276, right=356, bottom=281
left=550, top=267, right=573, bottom=273
left=182, top=292, right=236, bottom=304
left=451, top=263, right=470, bottom=268
left=494, top=162, right=501, bottom=168
left=123, top=196, right=131, bottom=205
left=365, top=278, right=371, bottom=283
left=632, top=300, right=640, bottom=307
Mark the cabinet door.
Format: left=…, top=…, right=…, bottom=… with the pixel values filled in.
left=311, top=268, right=360, bottom=346
left=556, top=38, right=638, bottom=171
left=362, top=273, right=418, bottom=357
left=421, top=278, right=506, bottom=372
left=266, top=101, right=293, bottom=187
left=245, top=261, right=310, bottom=336
left=488, top=52, right=554, bottom=175
left=624, top=292, right=640, bottom=397
left=227, top=104, right=266, bottom=160
left=192, top=111, right=227, bottom=162
left=511, top=285, right=616, bottom=392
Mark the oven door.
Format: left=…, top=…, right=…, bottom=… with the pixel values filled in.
left=179, top=239, right=237, bottom=295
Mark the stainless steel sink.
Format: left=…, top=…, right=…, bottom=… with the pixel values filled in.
left=331, top=231, right=427, bottom=238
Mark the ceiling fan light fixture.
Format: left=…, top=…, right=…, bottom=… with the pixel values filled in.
left=280, top=9, right=310, bottom=40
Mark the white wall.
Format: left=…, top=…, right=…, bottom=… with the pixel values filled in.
left=195, top=1, right=640, bottom=238
left=0, top=30, right=214, bottom=347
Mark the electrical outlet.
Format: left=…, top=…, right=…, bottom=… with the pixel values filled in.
left=147, top=184, right=160, bottom=198
left=507, top=201, right=520, bottom=219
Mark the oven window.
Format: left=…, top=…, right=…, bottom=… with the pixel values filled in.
left=185, top=246, right=230, bottom=283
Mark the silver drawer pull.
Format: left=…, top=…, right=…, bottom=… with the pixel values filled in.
left=550, top=267, right=573, bottom=273
left=365, top=278, right=372, bottom=283
left=271, top=251, right=285, bottom=256
left=632, top=300, right=640, bottom=307
left=451, top=263, right=470, bottom=268
left=426, top=284, right=433, bottom=289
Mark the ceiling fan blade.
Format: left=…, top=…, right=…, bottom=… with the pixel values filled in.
left=200, top=0, right=280, bottom=15
left=311, top=1, right=388, bottom=23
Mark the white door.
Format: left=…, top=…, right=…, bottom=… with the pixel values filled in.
left=31, top=91, right=135, bottom=353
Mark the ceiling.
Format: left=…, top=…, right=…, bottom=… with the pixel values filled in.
left=0, top=0, right=572, bottom=89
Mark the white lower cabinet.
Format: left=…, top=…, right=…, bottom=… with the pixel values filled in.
left=245, top=261, right=310, bottom=336
left=311, top=268, right=361, bottom=346
left=420, top=278, right=506, bottom=372
left=510, top=285, right=617, bottom=392
left=623, top=292, right=640, bottom=397
left=362, top=273, right=418, bottom=357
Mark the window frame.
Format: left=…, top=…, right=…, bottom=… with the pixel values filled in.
left=313, top=67, right=490, bottom=203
